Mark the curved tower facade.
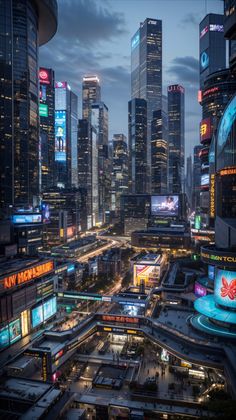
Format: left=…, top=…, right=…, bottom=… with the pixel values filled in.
left=0, top=0, right=58, bottom=210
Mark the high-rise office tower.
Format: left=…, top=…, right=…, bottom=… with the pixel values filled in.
left=111, top=134, right=129, bottom=212
left=193, top=145, right=202, bottom=211
left=186, top=155, right=193, bottom=210
left=131, top=18, right=162, bottom=191
left=82, top=75, right=101, bottom=120
left=78, top=119, right=99, bottom=228
left=91, top=102, right=110, bottom=224
left=55, top=82, right=78, bottom=189
left=0, top=0, right=58, bottom=211
left=199, top=14, right=226, bottom=88
left=168, top=85, right=185, bottom=194
left=151, top=110, right=168, bottom=194
left=128, top=98, right=147, bottom=194
left=39, top=68, right=55, bottom=191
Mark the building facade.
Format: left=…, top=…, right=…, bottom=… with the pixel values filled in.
left=0, top=0, right=58, bottom=211
left=82, top=75, right=101, bottom=120
left=111, top=134, right=129, bottom=212
left=39, top=67, right=55, bottom=191
left=168, top=85, right=185, bottom=194
left=128, top=98, right=147, bottom=194
left=54, top=82, right=78, bottom=189
left=151, top=110, right=168, bottom=194
left=131, top=18, right=162, bottom=191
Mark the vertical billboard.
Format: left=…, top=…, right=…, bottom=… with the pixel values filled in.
left=0, top=326, right=10, bottom=350
left=215, top=269, right=236, bottom=309
left=43, top=296, right=57, bottom=321
left=32, top=305, right=43, bottom=328
left=55, top=110, right=66, bottom=162
left=9, top=319, right=21, bottom=344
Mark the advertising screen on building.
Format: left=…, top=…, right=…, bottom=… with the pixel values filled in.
left=32, top=305, right=43, bottom=328
left=131, top=32, right=140, bottom=50
left=200, top=118, right=212, bottom=142
left=215, top=269, right=236, bottom=309
left=200, top=49, right=209, bottom=72
left=194, top=282, right=207, bottom=298
left=55, top=110, right=66, bottom=162
left=9, top=319, right=21, bottom=344
left=39, top=68, right=51, bottom=85
left=208, top=265, right=215, bottom=280
left=134, top=263, right=160, bottom=286
left=151, top=195, right=179, bottom=217
left=0, top=326, right=10, bottom=350
left=194, top=215, right=201, bottom=230
left=39, top=103, right=48, bottom=118
left=13, top=214, right=42, bottom=224
left=43, top=296, right=57, bottom=321
left=201, top=174, right=209, bottom=186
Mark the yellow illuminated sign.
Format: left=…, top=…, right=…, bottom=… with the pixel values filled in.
left=3, top=261, right=54, bottom=289
left=201, top=251, right=236, bottom=264
left=103, top=327, right=112, bottom=331
left=42, top=353, right=47, bottom=382
left=127, top=329, right=137, bottom=334
left=200, top=123, right=207, bottom=136
left=220, top=168, right=236, bottom=176
left=210, top=174, right=215, bottom=218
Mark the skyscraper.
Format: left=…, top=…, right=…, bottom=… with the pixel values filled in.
left=151, top=110, right=168, bottom=194
left=131, top=18, right=162, bottom=190
left=193, top=145, right=202, bottom=211
left=128, top=98, right=147, bottom=194
left=168, top=84, right=185, bottom=194
left=78, top=118, right=99, bottom=228
left=82, top=75, right=101, bottom=120
left=111, top=134, right=129, bottom=212
left=0, top=0, right=58, bottom=210
left=39, top=67, right=55, bottom=191
left=55, top=82, right=78, bottom=189
left=199, top=14, right=226, bottom=88
left=91, top=102, right=110, bottom=224
left=186, top=155, right=193, bottom=209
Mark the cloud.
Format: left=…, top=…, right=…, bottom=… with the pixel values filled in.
left=180, top=12, right=201, bottom=27
left=55, top=0, right=127, bottom=46
left=167, top=56, right=199, bottom=88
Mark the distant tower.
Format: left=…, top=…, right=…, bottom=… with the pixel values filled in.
left=82, top=75, right=101, bottom=120
left=151, top=110, right=168, bottom=194
left=168, top=85, right=185, bottom=194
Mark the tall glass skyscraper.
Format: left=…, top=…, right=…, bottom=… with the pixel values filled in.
left=111, top=134, right=129, bottom=212
left=0, top=0, right=58, bottom=210
left=131, top=18, right=162, bottom=191
left=55, top=82, right=78, bottom=189
left=128, top=98, right=147, bottom=194
left=168, top=84, right=185, bottom=194
left=199, top=14, right=226, bottom=88
left=82, top=75, right=101, bottom=120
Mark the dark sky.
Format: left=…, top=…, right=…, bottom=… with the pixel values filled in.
left=39, top=0, right=223, bottom=158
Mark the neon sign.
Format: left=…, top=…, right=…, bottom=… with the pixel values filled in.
left=210, top=174, right=215, bottom=218
left=3, top=261, right=54, bottom=289
left=39, top=68, right=50, bottom=85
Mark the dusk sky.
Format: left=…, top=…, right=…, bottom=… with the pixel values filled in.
left=39, top=0, right=223, bottom=159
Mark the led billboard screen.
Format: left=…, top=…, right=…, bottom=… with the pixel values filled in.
left=200, top=118, right=212, bottom=142
left=194, top=282, right=207, bottom=298
left=151, top=195, right=179, bottom=217
left=43, top=296, right=57, bottom=321
left=200, top=50, right=209, bottom=72
left=13, top=214, right=42, bottom=224
left=201, top=174, right=209, bottom=186
left=208, top=265, right=215, bottom=280
left=133, top=264, right=160, bottom=287
left=215, top=269, right=236, bottom=309
left=0, top=326, right=10, bottom=350
left=55, top=110, right=66, bottom=162
left=32, top=305, right=43, bottom=328
left=194, top=215, right=201, bottom=230
left=39, top=68, right=51, bottom=85
left=39, top=103, right=48, bottom=117
left=9, top=319, right=21, bottom=344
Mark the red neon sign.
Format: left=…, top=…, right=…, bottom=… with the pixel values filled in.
left=200, top=118, right=212, bottom=142
left=39, top=68, right=50, bottom=85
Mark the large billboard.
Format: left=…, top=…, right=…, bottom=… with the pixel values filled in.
left=0, top=326, right=10, bottom=350
left=200, top=118, right=212, bottom=142
left=13, top=214, right=42, bottom=224
left=200, top=49, right=209, bottom=72
left=55, top=110, right=66, bottom=162
left=151, top=195, right=179, bottom=217
left=9, top=318, right=21, bottom=344
left=215, top=269, right=236, bottom=309
left=194, top=282, right=207, bottom=298
left=133, top=263, right=160, bottom=287
left=39, top=68, right=51, bottom=85
left=32, top=305, right=43, bottom=328
left=43, top=296, right=57, bottom=321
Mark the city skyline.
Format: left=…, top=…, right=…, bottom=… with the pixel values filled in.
left=39, top=0, right=223, bottom=159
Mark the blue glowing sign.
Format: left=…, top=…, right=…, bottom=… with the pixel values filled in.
left=13, top=214, right=42, bottom=224
left=9, top=319, right=21, bottom=344
left=0, top=326, right=10, bottom=350
left=131, top=32, right=140, bottom=50
left=200, top=51, right=209, bottom=72
left=67, top=264, right=75, bottom=273
left=215, top=269, right=236, bottom=309
left=43, top=296, right=57, bottom=321
left=217, top=94, right=236, bottom=150
left=55, top=110, right=66, bottom=162
left=32, top=305, right=43, bottom=328
left=208, top=265, right=215, bottom=280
